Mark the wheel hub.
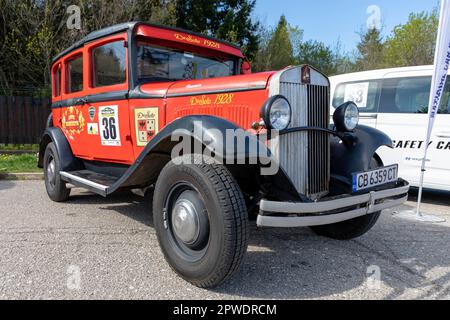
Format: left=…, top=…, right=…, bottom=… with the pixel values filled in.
left=47, top=158, right=56, bottom=185
left=171, top=198, right=200, bottom=245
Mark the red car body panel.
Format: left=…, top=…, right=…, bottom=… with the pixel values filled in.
left=50, top=25, right=274, bottom=166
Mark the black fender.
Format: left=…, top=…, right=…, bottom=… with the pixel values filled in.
left=108, top=115, right=300, bottom=200
left=330, top=124, right=393, bottom=190
left=38, top=127, right=83, bottom=171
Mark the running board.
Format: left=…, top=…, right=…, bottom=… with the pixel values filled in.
left=60, top=170, right=118, bottom=197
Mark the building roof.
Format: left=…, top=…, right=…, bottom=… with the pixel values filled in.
left=53, top=22, right=242, bottom=63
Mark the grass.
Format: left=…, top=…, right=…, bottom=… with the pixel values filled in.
left=0, top=144, right=39, bottom=152
left=0, top=153, right=42, bottom=173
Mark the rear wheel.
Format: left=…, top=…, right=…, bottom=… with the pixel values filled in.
left=43, top=142, right=70, bottom=202
left=153, top=155, right=249, bottom=288
left=310, top=157, right=382, bottom=240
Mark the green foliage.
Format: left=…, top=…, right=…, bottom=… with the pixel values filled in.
left=297, top=40, right=337, bottom=75
left=0, top=154, right=41, bottom=173
left=383, top=11, right=438, bottom=67
left=253, top=15, right=295, bottom=72
left=356, top=28, right=384, bottom=71
left=0, top=1, right=442, bottom=94
left=0, top=0, right=260, bottom=95
left=175, top=0, right=259, bottom=60
left=254, top=15, right=338, bottom=75
left=266, top=15, right=295, bottom=70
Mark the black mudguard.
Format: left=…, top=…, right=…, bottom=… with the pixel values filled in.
left=109, top=115, right=300, bottom=199
left=330, top=124, right=393, bottom=191
left=38, top=127, right=82, bottom=171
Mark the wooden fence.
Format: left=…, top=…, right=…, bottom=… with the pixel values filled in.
left=0, top=96, right=51, bottom=145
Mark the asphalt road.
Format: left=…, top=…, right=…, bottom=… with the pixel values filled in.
left=1, top=180, right=450, bottom=300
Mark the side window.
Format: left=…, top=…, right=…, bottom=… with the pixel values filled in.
left=53, top=65, right=61, bottom=97
left=66, top=55, right=83, bottom=93
left=92, top=40, right=126, bottom=87
left=379, top=76, right=450, bottom=114
left=333, top=80, right=380, bottom=113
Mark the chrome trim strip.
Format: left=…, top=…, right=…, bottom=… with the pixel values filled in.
left=60, top=171, right=108, bottom=191
left=259, top=182, right=410, bottom=215
left=257, top=195, right=408, bottom=228
left=165, top=86, right=267, bottom=98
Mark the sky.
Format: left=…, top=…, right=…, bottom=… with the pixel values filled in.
left=253, top=0, right=439, bottom=52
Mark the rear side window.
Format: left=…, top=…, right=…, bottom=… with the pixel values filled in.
left=333, top=80, right=380, bottom=113
left=66, top=55, right=83, bottom=93
left=53, top=65, right=61, bottom=97
left=92, top=41, right=126, bottom=87
left=379, top=76, right=450, bottom=114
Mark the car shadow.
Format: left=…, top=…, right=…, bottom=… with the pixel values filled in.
left=67, top=188, right=450, bottom=299
left=0, top=180, right=16, bottom=191
left=408, top=187, right=450, bottom=207
left=67, top=190, right=154, bottom=227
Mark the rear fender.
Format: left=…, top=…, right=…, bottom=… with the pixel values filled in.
left=38, top=127, right=82, bottom=171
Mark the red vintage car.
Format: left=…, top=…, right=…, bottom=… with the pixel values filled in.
left=39, top=22, right=409, bottom=288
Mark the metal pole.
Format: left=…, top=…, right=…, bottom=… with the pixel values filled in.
left=416, top=133, right=431, bottom=218
left=416, top=165, right=426, bottom=218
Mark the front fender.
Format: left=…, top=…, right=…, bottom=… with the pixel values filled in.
left=330, top=125, right=393, bottom=188
left=108, top=115, right=300, bottom=200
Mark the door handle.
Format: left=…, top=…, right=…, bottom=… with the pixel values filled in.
left=360, top=114, right=378, bottom=120
left=436, top=132, right=450, bottom=138
left=76, top=97, right=87, bottom=105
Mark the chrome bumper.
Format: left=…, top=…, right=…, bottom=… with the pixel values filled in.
left=257, top=180, right=410, bottom=228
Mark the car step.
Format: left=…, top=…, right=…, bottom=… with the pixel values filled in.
left=59, top=170, right=118, bottom=197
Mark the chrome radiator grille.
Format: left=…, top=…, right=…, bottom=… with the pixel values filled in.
left=277, top=82, right=330, bottom=199
left=307, top=85, right=330, bottom=197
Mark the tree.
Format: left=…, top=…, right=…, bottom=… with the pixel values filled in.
left=254, top=15, right=295, bottom=71
left=175, top=0, right=259, bottom=59
left=383, top=10, right=438, bottom=67
left=296, top=40, right=337, bottom=75
left=0, top=0, right=177, bottom=95
left=356, top=27, right=384, bottom=71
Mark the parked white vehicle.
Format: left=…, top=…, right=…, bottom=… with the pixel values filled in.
left=330, top=66, right=450, bottom=192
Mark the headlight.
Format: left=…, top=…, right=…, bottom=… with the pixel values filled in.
left=261, top=95, right=292, bottom=131
left=333, top=101, right=359, bottom=132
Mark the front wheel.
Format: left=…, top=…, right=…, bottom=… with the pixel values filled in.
left=310, top=157, right=382, bottom=240
left=153, top=155, right=249, bottom=288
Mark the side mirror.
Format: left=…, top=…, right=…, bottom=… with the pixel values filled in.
left=242, top=61, right=252, bottom=74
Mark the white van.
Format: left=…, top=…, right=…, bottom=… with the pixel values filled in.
left=330, top=66, right=450, bottom=191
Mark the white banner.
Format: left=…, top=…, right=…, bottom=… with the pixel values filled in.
left=415, top=0, right=450, bottom=219
left=423, top=0, right=450, bottom=158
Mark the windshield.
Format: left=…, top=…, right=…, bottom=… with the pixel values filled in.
left=136, top=42, right=237, bottom=82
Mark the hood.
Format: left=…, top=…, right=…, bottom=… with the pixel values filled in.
left=138, top=71, right=276, bottom=98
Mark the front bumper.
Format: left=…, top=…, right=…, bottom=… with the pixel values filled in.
left=257, top=179, right=410, bottom=228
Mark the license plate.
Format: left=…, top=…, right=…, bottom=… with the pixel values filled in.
left=352, top=164, right=399, bottom=192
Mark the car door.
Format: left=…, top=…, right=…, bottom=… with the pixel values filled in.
left=331, top=79, right=381, bottom=128
left=84, top=35, right=135, bottom=165
left=376, top=71, right=450, bottom=190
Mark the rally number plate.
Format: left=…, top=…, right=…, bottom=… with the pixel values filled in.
left=352, top=164, right=399, bottom=192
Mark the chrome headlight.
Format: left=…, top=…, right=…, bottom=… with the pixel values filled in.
left=333, top=102, right=359, bottom=132
left=261, top=95, right=292, bottom=131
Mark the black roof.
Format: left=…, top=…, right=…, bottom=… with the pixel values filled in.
left=52, top=22, right=241, bottom=63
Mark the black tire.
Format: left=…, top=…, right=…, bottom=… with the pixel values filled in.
left=43, top=142, right=70, bottom=202
left=153, top=155, right=249, bottom=288
left=310, top=157, right=382, bottom=240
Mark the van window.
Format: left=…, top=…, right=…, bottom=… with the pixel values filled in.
left=66, top=55, right=83, bottom=93
left=92, top=41, right=126, bottom=87
left=333, top=80, right=380, bottom=112
left=379, top=76, right=450, bottom=114
left=53, top=65, right=61, bottom=97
